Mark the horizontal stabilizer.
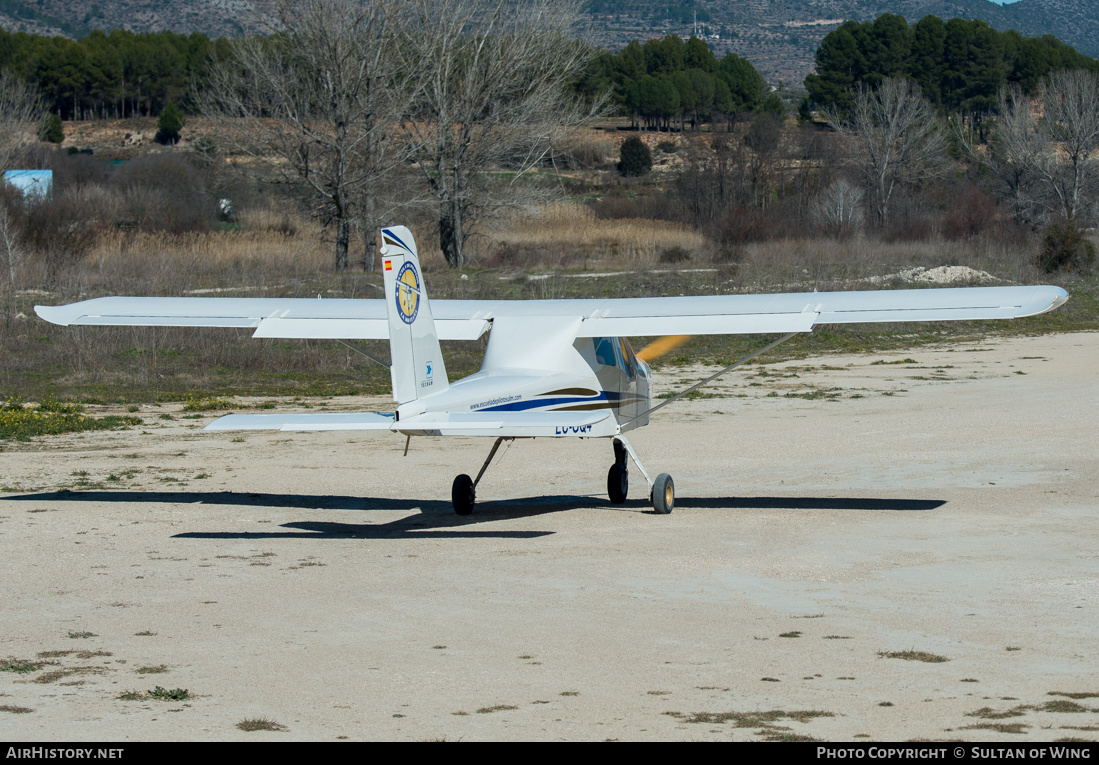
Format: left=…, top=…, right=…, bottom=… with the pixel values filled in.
left=205, top=412, right=395, bottom=431
left=203, top=410, right=612, bottom=437
left=252, top=316, right=489, bottom=340
left=34, top=297, right=488, bottom=340
left=395, top=411, right=613, bottom=437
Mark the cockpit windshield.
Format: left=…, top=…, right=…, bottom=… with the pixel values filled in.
left=593, top=337, right=637, bottom=380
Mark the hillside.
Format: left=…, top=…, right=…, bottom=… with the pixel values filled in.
left=584, top=0, right=1099, bottom=85
left=0, top=0, right=1095, bottom=86
left=0, top=0, right=267, bottom=39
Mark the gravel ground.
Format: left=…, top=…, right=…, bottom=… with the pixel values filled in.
left=1, top=332, right=1097, bottom=741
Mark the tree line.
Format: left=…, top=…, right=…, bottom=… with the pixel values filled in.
left=0, top=19, right=771, bottom=130
left=806, top=13, right=1099, bottom=118
left=603, top=63, right=1097, bottom=275
left=1, top=0, right=596, bottom=274
left=801, top=13, right=1098, bottom=270
left=0, top=27, right=231, bottom=120
left=3, top=3, right=1097, bottom=278
left=580, top=34, right=781, bottom=130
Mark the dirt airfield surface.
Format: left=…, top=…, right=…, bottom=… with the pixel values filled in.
left=1, top=332, right=1097, bottom=742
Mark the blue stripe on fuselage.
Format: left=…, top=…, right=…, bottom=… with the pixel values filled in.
left=481, top=391, right=626, bottom=412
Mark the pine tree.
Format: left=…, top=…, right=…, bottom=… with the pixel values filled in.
left=40, top=113, right=63, bottom=143
left=155, top=102, right=185, bottom=145
left=618, top=136, right=651, bottom=176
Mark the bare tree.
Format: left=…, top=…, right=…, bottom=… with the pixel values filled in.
left=402, top=0, right=599, bottom=268
left=956, top=85, right=1044, bottom=226
left=1031, top=69, right=1099, bottom=226
left=0, top=70, right=44, bottom=173
left=960, top=72, right=1099, bottom=230
left=0, top=198, right=26, bottom=290
left=201, top=0, right=418, bottom=271
left=742, top=112, right=786, bottom=209
left=826, top=78, right=947, bottom=230
left=812, top=178, right=864, bottom=237
left=0, top=71, right=43, bottom=291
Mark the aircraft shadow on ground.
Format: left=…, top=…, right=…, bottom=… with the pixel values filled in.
left=674, top=496, right=946, bottom=511
left=3, top=490, right=945, bottom=540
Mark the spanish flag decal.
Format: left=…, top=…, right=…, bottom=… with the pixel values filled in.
left=384, top=260, right=392, bottom=271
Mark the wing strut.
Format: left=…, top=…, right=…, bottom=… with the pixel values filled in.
left=475, top=437, right=513, bottom=489
left=335, top=339, right=391, bottom=369
left=622, top=332, right=801, bottom=427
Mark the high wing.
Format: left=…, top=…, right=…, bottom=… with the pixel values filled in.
left=35, top=285, right=1068, bottom=340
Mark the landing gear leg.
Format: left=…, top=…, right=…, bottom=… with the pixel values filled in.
left=611, top=436, right=674, bottom=514
left=452, top=437, right=510, bottom=515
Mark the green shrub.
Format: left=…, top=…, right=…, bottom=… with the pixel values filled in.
left=0, top=398, right=140, bottom=440
left=1038, top=219, right=1096, bottom=272
left=148, top=686, right=189, bottom=701
left=182, top=396, right=235, bottom=412
left=618, top=136, right=652, bottom=177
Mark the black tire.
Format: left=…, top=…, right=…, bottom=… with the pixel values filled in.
left=651, top=473, right=674, bottom=514
left=452, top=474, right=475, bottom=515
left=608, top=462, right=628, bottom=504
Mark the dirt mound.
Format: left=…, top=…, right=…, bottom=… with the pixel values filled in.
left=864, top=265, right=999, bottom=286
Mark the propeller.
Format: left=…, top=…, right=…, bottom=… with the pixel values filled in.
left=636, top=335, right=693, bottom=363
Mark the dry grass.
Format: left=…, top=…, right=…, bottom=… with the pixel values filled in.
left=2, top=199, right=1093, bottom=405
left=738, top=234, right=1042, bottom=291
left=237, top=717, right=288, bottom=732
left=83, top=228, right=330, bottom=294
left=962, top=722, right=1029, bottom=734
left=878, top=650, right=949, bottom=663
left=479, top=204, right=711, bottom=269
left=666, top=708, right=833, bottom=741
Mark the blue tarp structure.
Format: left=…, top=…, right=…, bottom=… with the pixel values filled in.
left=3, top=170, right=53, bottom=201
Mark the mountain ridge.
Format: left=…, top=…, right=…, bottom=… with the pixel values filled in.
left=0, top=0, right=1094, bottom=86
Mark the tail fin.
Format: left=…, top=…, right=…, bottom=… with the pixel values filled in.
left=379, top=226, right=449, bottom=404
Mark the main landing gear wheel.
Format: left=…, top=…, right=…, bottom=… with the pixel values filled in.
left=452, top=474, right=475, bottom=515
left=608, top=462, right=628, bottom=504
left=651, top=473, right=674, bottom=514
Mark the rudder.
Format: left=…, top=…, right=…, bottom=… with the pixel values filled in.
left=379, top=226, right=449, bottom=404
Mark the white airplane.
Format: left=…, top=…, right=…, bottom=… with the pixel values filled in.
left=37, top=226, right=1068, bottom=515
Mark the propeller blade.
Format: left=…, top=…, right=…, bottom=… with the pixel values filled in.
left=636, top=334, right=693, bottom=363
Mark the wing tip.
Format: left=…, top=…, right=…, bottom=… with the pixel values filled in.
left=34, top=305, right=68, bottom=325
left=1028, top=286, right=1069, bottom=317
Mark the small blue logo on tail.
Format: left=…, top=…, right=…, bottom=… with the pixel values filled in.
left=395, top=262, right=420, bottom=324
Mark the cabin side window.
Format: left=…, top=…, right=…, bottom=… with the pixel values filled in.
left=594, top=337, right=619, bottom=368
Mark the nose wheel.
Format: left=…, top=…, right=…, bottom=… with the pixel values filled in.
left=609, top=436, right=674, bottom=514
left=651, top=473, right=674, bottom=514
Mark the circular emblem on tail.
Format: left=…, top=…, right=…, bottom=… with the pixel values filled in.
left=395, top=262, right=420, bottom=324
